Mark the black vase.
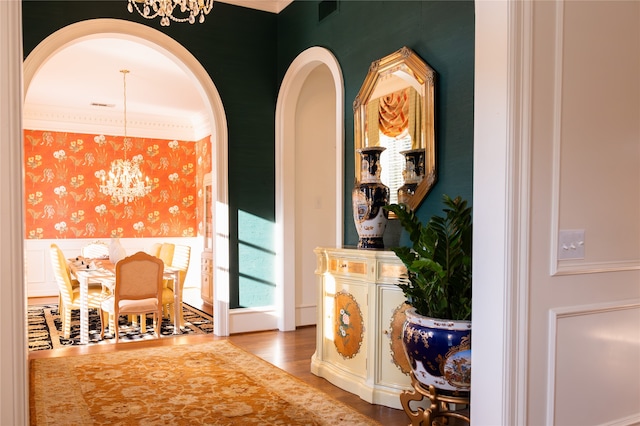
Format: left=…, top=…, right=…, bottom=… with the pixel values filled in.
left=352, top=147, right=390, bottom=249
left=398, top=148, right=425, bottom=205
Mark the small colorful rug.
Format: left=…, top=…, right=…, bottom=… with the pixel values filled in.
left=27, top=302, right=213, bottom=351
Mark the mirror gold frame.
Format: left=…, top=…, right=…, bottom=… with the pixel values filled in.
left=354, top=46, right=436, bottom=212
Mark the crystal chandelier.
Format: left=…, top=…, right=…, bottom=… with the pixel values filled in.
left=99, top=70, right=152, bottom=205
left=127, top=0, right=214, bottom=26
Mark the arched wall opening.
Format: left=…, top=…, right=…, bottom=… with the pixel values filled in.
left=22, top=18, right=231, bottom=337
left=275, top=46, right=344, bottom=331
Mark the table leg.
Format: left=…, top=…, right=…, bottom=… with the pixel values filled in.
left=172, top=269, right=181, bottom=334
left=79, top=274, right=89, bottom=344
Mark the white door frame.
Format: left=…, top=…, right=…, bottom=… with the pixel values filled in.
left=472, top=1, right=529, bottom=424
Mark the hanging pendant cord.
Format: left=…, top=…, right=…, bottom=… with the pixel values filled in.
left=121, top=69, right=130, bottom=160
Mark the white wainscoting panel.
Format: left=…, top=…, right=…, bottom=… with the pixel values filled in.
left=25, top=237, right=203, bottom=298
left=548, top=301, right=640, bottom=426
left=295, top=303, right=317, bottom=327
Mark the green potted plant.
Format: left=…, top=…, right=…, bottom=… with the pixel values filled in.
left=384, top=194, right=472, bottom=394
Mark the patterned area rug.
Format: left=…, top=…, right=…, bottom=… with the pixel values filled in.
left=30, top=340, right=380, bottom=425
left=28, top=303, right=213, bottom=351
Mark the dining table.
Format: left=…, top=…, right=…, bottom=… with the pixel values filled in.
left=68, top=257, right=183, bottom=345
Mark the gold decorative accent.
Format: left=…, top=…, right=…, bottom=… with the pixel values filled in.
left=328, top=259, right=366, bottom=275
left=388, top=302, right=412, bottom=374
left=379, top=263, right=406, bottom=279
left=354, top=46, right=437, bottom=211
left=400, top=372, right=470, bottom=426
left=334, top=291, right=364, bottom=359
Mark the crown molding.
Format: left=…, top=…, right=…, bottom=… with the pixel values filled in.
left=23, top=104, right=211, bottom=141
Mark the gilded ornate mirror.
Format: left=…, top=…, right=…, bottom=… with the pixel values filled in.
left=354, top=46, right=436, bottom=211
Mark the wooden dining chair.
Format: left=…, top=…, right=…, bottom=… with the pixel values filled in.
left=100, top=251, right=164, bottom=342
left=49, top=244, right=106, bottom=339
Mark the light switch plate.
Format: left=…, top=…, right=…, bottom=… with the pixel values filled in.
left=558, top=229, right=585, bottom=260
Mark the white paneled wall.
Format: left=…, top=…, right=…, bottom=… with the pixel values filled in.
left=26, top=237, right=203, bottom=298
left=524, top=1, right=640, bottom=424
left=551, top=302, right=640, bottom=425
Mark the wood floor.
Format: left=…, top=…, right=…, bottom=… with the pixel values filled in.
left=28, top=295, right=409, bottom=425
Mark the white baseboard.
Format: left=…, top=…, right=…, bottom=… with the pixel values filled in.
left=296, top=304, right=316, bottom=326
left=229, top=306, right=279, bottom=334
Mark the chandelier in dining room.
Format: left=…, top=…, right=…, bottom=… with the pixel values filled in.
left=127, top=0, right=214, bottom=26
left=99, top=69, right=152, bottom=205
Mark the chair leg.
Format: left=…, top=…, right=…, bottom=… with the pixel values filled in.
left=163, top=304, right=170, bottom=319
left=99, top=309, right=105, bottom=339
left=113, top=314, right=119, bottom=343
left=109, top=313, right=115, bottom=336
left=140, top=314, right=147, bottom=333
left=62, top=305, right=72, bottom=339
left=167, top=302, right=174, bottom=322
left=154, top=310, right=162, bottom=338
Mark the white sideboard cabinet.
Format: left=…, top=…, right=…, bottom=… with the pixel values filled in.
left=311, top=247, right=413, bottom=409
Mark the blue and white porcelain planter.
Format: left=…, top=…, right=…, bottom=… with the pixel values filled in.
left=402, top=307, right=471, bottom=394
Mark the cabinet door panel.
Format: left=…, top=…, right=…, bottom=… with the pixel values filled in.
left=376, top=285, right=411, bottom=387
left=322, top=279, right=368, bottom=379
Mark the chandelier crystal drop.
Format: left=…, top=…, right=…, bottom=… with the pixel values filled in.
left=127, top=0, right=214, bottom=26
left=99, top=69, right=152, bottom=205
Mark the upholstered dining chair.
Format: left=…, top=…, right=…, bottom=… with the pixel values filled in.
left=50, top=244, right=106, bottom=339
left=161, top=244, right=191, bottom=327
left=136, top=242, right=174, bottom=327
left=81, top=240, right=109, bottom=259
left=159, top=243, right=175, bottom=266
left=100, top=251, right=164, bottom=342
left=148, top=242, right=162, bottom=258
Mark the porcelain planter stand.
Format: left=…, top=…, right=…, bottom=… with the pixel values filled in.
left=401, top=372, right=470, bottom=426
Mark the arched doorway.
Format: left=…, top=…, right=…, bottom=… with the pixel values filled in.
left=22, top=18, right=230, bottom=336
left=276, top=47, right=344, bottom=331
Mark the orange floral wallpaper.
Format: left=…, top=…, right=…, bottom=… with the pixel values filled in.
left=24, top=130, right=211, bottom=239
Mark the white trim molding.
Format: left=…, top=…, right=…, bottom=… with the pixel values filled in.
left=0, top=1, right=28, bottom=424
left=23, top=103, right=210, bottom=141
left=547, top=300, right=640, bottom=425
left=473, top=1, right=531, bottom=424
left=548, top=0, right=640, bottom=278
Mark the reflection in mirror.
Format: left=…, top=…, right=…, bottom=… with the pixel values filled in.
left=354, top=46, right=436, bottom=211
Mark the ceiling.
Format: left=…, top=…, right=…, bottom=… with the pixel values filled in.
left=23, top=0, right=293, bottom=141
left=223, top=0, right=293, bottom=13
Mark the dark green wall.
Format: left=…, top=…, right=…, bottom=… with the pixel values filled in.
left=22, top=0, right=474, bottom=308
left=276, top=1, right=474, bottom=245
